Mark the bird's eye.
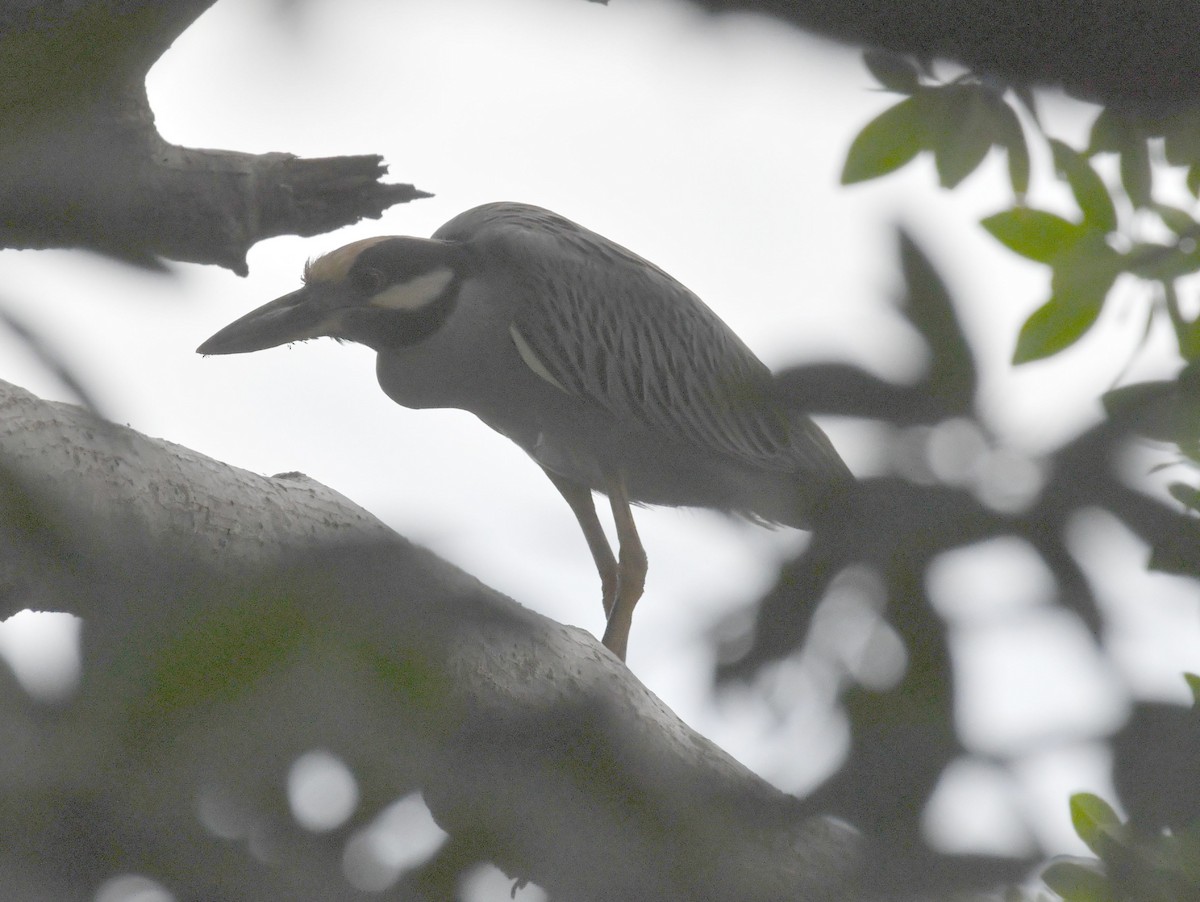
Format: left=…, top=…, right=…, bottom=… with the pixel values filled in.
left=351, top=267, right=385, bottom=295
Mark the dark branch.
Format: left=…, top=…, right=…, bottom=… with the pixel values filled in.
left=0, top=0, right=429, bottom=273
left=686, top=0, right=1200, bottom=113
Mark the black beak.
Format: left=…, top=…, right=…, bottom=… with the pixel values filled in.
left=197, top=286, right=335, bottom=355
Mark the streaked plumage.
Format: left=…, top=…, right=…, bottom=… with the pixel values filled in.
left=198, top=202, right=852, bottom=661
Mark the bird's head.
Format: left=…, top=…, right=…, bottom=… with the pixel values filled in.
left=197, top=236, right=467, bottom=355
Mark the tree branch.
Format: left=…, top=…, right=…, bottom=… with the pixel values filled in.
left=0, top=1, right=429, bottom=273
left=0, top=378, right=860, bottom=901
left=687, top=0, right=1200, bottom=112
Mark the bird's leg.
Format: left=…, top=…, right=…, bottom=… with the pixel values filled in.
left=600, top=475, right=647, bottom=662
left=541, top=467, right=619, bottom=618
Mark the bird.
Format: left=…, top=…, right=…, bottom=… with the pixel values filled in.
left=197, top=202, right=852, bottom=661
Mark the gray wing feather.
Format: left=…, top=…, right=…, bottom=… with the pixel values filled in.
left=435, top=203, right=842, bottom=477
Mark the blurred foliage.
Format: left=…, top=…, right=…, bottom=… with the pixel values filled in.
left=723, top=226, right=1200, bottom=898
left=844, top=53, right=1030, bottom=194
left=841, top=43, right=1200, bottom=548
left=1103, top=361, right=1200, bottom=529
left=845, top=51, right=1200, bottom=390
left=1038, top=676, right=1200, bottom=901
left=709, top=47, right=1200, bottom=899
left=0, top=303, right=109, bottom=416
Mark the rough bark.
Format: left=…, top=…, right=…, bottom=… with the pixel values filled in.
left=0, top=1, right=428, bottom=273
left=0, top=378, right=861, bottom=901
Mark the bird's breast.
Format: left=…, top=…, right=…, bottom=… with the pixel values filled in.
left=369, top=275, right=826, bottom=523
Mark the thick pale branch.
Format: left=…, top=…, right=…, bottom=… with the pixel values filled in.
left=0, top=378, right=860, bottom=901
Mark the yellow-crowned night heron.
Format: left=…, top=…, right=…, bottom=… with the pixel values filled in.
left=198, top=202, right=851, bottom=661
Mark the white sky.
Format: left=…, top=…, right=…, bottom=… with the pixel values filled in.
left=1, top=0, right=1198, bottom=874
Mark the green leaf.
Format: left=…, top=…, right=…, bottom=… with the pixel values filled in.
left=1179, top=358, right=1200, bottom=391
left=1126, top=242, right=1200, bottom=282
left=982, top=208, right=1086, bottom=263
left=1087, top=109, right=1153, bottom=206
left=1052, top=233, right=1122, bottom=291
left=897, top=230, right=976, bottom=411
left=359, top=643, right=452, bottom=723
left=1152, top=202, right=1198, bottom=236
left=1051, top=139, right=1117, bottom=231
left=987, top=96, right=1031, bottom=197
left=1042, top=859, right=1112, bottom=901
left=1100, top=376, right=1200, bottom=443
left=863, top=49, right=920, bottom=94
left=1014, top=293, right=1105, bottom=363
left=1121, top=135, right=1153, bottom=207
left=1188, top=164, right=1200, bottom=198
left=842, top=96, right=924, bottom=184
left=1163, top=110, right=1200, bottom=167
left=928, top=85, right=994, bottom=189
left=1013, top=85, right=1039, bottom=122
left=1070, top=793, right=1122, bottom=856
left=133, top=587, right=312, bottom=724
left=1169, top=482, right=1200, bottom=511
left=1102, top=379, right=1175, bottom=424
left=1182, top=318, right=1200, bottom=362
left=1013, top=237, right=1119, bottom=363
left=1185, top=673, right=1200, bottom=706
left=1149, top=540, right=1200, bottom=577
left=1164, top=283, right=1200, bottom=360
left=1088, top=108, right=1126, bottom=154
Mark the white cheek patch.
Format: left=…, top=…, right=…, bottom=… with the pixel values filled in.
left=369, top=267, right=455, bottom=310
